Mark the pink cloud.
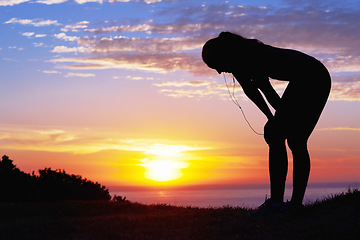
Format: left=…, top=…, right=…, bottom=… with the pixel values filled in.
left=154, top=80, right=213, bottom=87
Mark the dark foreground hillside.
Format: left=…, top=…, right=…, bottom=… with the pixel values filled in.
left=1, top=189, right=359, bottom=240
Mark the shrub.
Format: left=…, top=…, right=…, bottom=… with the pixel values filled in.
left=0, top=155, right=111, bottom=202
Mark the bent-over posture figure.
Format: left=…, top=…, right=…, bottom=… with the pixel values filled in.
left=202, top=32, right=331, bottom=215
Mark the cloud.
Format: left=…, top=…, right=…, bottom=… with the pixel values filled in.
left=51, top=45, right=89, bottom=53
left=0, top=0, right=29, bottom=6
left=154, top=80, right=214, bottom=87
left=21, top=32, right=35, bottom=37
left=51, top=57, right=166, bottom=72
left=85, top=20, right=206, bottom=36
left=74, top=0, right=103, bottom=4
left=33, top=42, right=44, bottom=47
left=324, top=56, right=360, bottom=73
left=319, top=127, right=360, bottom=132
left=0, top=126, right=210, bottom=154
left=32, top=1, right=358, bottom=101
left=54, top=33, right=79, bottom=42
left=51, top=2, right=360, bottom=75
left=74, top=0, right=163, bottom=4
left=51, top=34, right=208, bottom=74
left=143, top=0, right=161, bottom=4
left=108, top=0, right=130, bottom=2
left=85, top=23, right=152, bottom=34
left=21, top=32, right=46, bottom=38
left=43, top=70, right=60, bottom=74
left=51, top=46, right=78, bottom=53
left=0, top=127, right=78, bottom=152
left=158, top=88, right=224, bottom=99
left=50, top=52, right=205, bottom=74
left=0, top=0, right=162, bottom=5
left=83, top=36, right=202, bottom=54
left=125, top=75, right=155, bottom=81
left=8, top=46, right=24, bottom=50
left=154, top=79, right=246, bottom=100
left=5, top=18, right=60, bottom=27
left=329, top=81, right=360, bottom=101
left=35, top=34, right=46, bottom=38
left=61, top=21, right=89, bottom=32
left=65, top=72, right=95, bottom=77
left=35, top=0, right=68, bottom=4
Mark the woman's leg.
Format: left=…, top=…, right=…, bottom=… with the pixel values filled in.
left=269, top=141, right=288, bottom=203
left=287, top=138, right=311, bottom=205
left=264, top=120, right=288, bottom=203
left=279, top=74, right=330, bottom=205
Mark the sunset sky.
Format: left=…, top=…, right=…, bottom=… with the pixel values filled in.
left=1, top=0, right=359, bottom=188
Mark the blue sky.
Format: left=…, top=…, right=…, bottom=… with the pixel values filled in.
left=1, top=0, right=360, bottom=186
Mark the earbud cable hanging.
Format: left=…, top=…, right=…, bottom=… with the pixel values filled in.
left=223, top=73, right=264, bottom=136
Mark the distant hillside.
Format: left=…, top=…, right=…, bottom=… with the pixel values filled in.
left=0, top=155, right=111, bottom=202
left=1, top=187, right=359, bottom=239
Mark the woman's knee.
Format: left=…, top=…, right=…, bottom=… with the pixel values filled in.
left=287, top=137, right=308, bottom=153
left=264, top=119, right=286, bottom=146
left=264, top=129, right=286, bottom=147
left=265, top=133, right=286, bottom=147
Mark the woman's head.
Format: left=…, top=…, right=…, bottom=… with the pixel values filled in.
left=202, top=37, right=224, bottom=73
left=202, top=32, right=262, bottom=74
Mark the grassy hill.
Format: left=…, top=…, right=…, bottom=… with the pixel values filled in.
left=1, top=189, right=359, bottom=240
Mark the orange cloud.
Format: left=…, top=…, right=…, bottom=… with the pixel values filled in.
left=50, top=52, right=206, bottom=74
left=0, top=125, right=212, bottom=154
left=319, top=127, right=360, bottom=131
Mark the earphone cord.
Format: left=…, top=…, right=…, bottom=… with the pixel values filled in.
left=223, top=73, right=264, bottom=136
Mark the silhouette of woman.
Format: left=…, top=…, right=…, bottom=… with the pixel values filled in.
left=202, top=32, right=331, bottom=215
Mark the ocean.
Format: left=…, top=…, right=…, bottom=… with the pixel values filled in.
left=109, top=182, right=359, bottom=208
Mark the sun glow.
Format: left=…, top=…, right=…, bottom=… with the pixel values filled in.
left=138, top=144, right=191, bottom=182
left=140, top=158, right=189, bottom=182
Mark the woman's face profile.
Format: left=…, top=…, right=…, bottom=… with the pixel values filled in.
left=202, top=42, right=231, bottom=74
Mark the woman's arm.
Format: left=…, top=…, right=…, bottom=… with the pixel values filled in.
left=252, top=75, right=281, bottom=110
left=233, top=72, right=273, bottom=120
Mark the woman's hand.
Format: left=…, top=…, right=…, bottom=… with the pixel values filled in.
left=253, top=75, right=281, bottom=111
left=233, top=72, right=274, bottom=120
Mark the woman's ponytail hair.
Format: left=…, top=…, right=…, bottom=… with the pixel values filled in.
left=218, top=31, right=263, bottom=47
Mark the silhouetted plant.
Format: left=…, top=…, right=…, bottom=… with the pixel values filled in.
left=0, top=155, right=111, bottom=202
left=37, top=168, right=111, bottom=201
left=112, top=195, right=127, bottom=202
left=0, top=155, right=36, bottom=201
left=0, top=155, right=17, bottom=172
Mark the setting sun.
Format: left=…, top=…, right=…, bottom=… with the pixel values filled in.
left=139, top=158, right=189, bottom=182
left=138, top=144, right=192, bottom=182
